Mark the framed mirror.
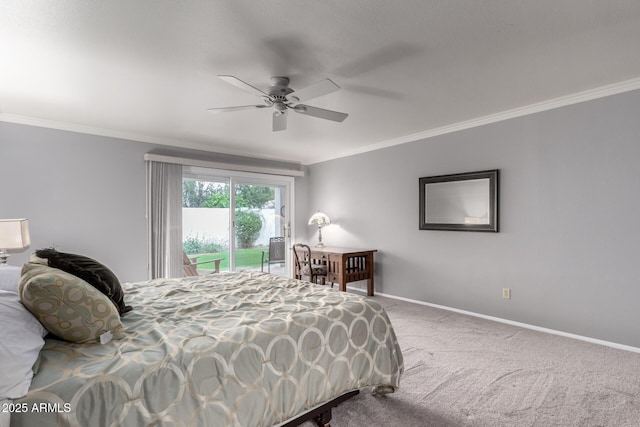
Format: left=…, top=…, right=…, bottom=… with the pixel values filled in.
left=419, top=169, right=499, bottom=232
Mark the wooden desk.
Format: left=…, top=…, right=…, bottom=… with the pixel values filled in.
left=295, top=246, right=378, bottom=296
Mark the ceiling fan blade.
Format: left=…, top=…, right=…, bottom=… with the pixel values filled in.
left=273, top=111, right=287, bottom=132
left=207, top=105, right=269, bottom=113
left=293, top=105, right=348, bottom=122
left=218, top=75, right=269, bottom=98
left=286, top=79, right=340, bottom=103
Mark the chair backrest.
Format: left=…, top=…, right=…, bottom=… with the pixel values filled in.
left=268, top=237, right=286, bottom=263
left=182, top=252, right=199, bottom=277
left=292, top=243, right=311, bottom=275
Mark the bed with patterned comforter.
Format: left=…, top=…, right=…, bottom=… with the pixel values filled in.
left=11, top=271, right=403, bottom=426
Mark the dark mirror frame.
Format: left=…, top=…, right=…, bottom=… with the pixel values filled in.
left=419, top=169, right=499, bottom=232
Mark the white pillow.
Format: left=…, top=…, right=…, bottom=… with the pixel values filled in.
left=0, top=265, right=21, bottom=292
left=0, top=289, right=47, bottom=401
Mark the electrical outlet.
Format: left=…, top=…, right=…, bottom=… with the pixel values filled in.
left=502, top=288, right=511, bottom=299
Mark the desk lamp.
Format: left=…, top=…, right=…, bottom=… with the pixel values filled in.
left=308, top=211, right=330, bottom=248
left=0, top=219, right=30, bottom=265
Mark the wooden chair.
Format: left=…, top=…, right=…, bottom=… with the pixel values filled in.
left=261, top=236, right=286, bottom=273
left=292, top=243, right=328, bottom=285
left=182, top=252, right=225, bottom=277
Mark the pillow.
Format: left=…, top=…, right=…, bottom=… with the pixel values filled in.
left=34, top=248, right=132, bottom=315
left=19, top=262, right=125, bottom=344
left=0, top=290, right=47, bottom=401
left=0, top=265, right=21, bottom=292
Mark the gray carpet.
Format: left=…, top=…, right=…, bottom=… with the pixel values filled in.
left=303, top=297, right=640, bottom=427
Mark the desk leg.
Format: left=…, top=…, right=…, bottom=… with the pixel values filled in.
left=367, top=253, right=374, bottom=296
left=339, top=256, right=347, bottom=293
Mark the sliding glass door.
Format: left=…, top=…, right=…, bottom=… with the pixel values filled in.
left=182, top=167, right=293, bottom=276
left=182, top=174, right=231, bottom=271
left=232, top=181, right=289, bottom=274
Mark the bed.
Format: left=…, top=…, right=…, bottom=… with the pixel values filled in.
left=7, top=268, right=404, bottom=427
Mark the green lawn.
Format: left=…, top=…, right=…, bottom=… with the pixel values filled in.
left=192, top=248, right=266, bottom=271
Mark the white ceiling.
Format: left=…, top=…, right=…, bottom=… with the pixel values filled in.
left=3, top=1, right=640, bottom=165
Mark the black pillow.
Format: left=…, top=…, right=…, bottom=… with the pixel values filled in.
left=35, top=248, right=132, bottom=315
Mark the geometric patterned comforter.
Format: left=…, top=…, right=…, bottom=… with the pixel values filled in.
left=12, top=271, right=404, bottom=427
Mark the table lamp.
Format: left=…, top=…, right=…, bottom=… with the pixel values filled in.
left=308, top=211, right=331, bottom=248
left=0, top=219, right=31, bottom=265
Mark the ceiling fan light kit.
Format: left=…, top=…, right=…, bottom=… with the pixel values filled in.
left=208, top=75, right=348, bottom=132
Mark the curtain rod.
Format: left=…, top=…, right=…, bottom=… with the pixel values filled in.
left=144, top=154, right=305, bottom=177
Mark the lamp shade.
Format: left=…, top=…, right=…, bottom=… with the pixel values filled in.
left=308, top=212, right=331, bottom=226
left=0, top=219, right=31, bottom=249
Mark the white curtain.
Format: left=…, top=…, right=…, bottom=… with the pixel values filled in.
left=147, top=161, right=183, bottom=279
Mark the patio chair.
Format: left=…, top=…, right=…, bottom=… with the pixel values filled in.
left=183, top=252, right=224, bottom=276
left=292, top=243, right=328, bottom=285
left=261, top=236, right=286, bottom=273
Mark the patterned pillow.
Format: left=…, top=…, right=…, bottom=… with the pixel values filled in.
left=19, top=262, right=124, bottom=344
left=34, top=248, right=132, bottom=315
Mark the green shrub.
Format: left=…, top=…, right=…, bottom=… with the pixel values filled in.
left=183, top=235, right=225, bottom=255
left=183, top=235, right=202, bottom=255
left=200, top=240, right=224, bottom=254
left=235, top=210, right=262, bottom=249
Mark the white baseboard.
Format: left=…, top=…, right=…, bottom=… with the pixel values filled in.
left=347, top=285, right=640, bottom=354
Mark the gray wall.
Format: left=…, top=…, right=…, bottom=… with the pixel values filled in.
left=306, top=89, right=640, bottom=348
left=1, top=123, right=150, bottom=281
left=0, top=122, right=305, bottom=283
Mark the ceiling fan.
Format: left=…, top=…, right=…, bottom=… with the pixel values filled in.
left=207, top=75, right=348, bottom=132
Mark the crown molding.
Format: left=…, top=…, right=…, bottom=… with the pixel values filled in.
left=308, top=76, right=640, bottom=165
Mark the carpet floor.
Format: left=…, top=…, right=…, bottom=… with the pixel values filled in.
left=303, top=296, right=640, bottom=427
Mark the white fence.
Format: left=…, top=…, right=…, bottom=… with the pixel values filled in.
left=183, top=208, right=277, bottom=248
